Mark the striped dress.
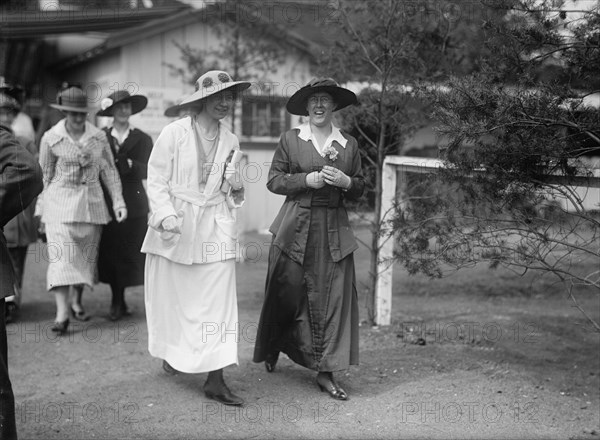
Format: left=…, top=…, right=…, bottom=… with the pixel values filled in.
left=35, top=119, right=126, bottom=290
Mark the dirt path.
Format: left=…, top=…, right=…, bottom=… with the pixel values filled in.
left=7, top=229, right=600, bottom=439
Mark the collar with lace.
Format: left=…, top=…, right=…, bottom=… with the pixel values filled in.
left=296, top=122, right=347, bottom=156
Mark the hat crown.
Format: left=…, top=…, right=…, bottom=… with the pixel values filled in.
left=306, top=77, right=339, bottom=89
left=286, top=76, right=357, bottom=116
left=106, top=90, right=132, bottom=102
left=195, top=71, right=233, bottom=92
left=56, top=87, right=88, bottom=110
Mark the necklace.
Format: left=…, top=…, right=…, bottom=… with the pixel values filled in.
left=199, top=128, right=218, bottom=142
left=200, top=127, right=219, bottom=157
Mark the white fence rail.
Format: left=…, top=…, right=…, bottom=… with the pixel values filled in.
left=375, top=155, right=600, bottom=326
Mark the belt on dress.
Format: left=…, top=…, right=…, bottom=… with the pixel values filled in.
left=291, top=189, right=342, bottom=208
left=169, top=186, right=226, bottom=207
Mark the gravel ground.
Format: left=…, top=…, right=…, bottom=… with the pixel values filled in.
left=7, top=229, right=600, bottom=439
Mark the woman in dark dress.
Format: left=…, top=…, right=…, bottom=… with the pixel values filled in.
left=97, top=90, right=152, bottom=321
left=253, top=78, right=364, bottom=400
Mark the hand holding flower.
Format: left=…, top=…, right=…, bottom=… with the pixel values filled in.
left=78, top=151, right=92, bottom=167
left=77, top=140, right=95, bottom=167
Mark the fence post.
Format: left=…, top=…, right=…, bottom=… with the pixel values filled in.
left=375, top=157, right=397, bottom=326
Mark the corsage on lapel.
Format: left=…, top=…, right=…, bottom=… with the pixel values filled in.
left=322, top=144, right=339, bottom=162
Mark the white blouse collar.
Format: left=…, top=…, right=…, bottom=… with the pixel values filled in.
left=296, top=122, right=347, bottom=148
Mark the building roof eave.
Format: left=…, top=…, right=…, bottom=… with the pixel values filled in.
left=54, top=3, right=318, bottom=71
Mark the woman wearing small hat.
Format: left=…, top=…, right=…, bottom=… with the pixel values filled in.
left=0, top=91, right=39, bottom=323
left=253, top=78, right=365, bottom=400
left=141, top=70, right=249, bottom=406
left=96, top=90, right=153, bottom=321
left=35, top=86, right=127, bottom=334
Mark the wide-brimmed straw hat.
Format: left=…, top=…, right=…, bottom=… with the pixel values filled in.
left=164, top=97, right=188, bottom=118
left=50, top=87, right=92, bottom=113
left=286, top=77, right=358, bottom=116
left=164, top=70, right=251, bottom=117
left=97, top=90, right=148, bottom=117
left=0, top=92, right=21, bottom=112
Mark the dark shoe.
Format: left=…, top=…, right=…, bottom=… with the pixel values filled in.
left=108, top=306, right=129, bottom=321
left=71, top=306, right=90, bottom=322
left=162, top=360, right=180, bottom=375
left=203, top=381, right=244, bottom=406
left=317, top=375, right=348, bottom=401
left=51, top=319, right=70, bottom=335
left=265, top=352, right=279, bottom=373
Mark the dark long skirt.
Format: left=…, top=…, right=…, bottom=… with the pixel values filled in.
left=253, top=207, right=359, bottom=372
left=98, top=216, right=147, bottom=288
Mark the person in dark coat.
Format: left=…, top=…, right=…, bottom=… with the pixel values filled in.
left=0, top=122, right=43, bottom=439
left=253, top=78, right=364, bottom=400
left=96, top=90, right=153, bottom=321
left=0, top=92, right=39, bottom=323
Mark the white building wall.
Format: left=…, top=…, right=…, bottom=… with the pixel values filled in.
left=72, top=19, right=314, bottom=233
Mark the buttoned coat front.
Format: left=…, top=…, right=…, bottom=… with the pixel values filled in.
left=253, top=125, right=365, bottom=371
left=35, top=120, right=125, bottom=224
left=102, top=127, right=152, bottom=219
left=268, top=127, right=365, bottom=264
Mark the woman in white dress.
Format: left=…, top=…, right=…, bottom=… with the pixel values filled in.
left=142, top=70, right=249, bottom=406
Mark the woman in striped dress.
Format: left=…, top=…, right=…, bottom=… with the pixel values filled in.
left=35, top=86, right=127, bottom=334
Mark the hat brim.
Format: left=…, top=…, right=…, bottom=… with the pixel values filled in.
left=96, top=95, right=148, bottom=117
left=164, top=103, right=192, bottom=118
left=165, top=81, right=251, bottom=117
left=50, top=103, right=93, bottom=113
left=286, top=85, right=358, bottom=116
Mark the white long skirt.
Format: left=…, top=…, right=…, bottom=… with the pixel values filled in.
left=144, top=254, right=239, bottom=373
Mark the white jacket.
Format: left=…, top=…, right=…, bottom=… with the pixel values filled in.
left=141, top=116, right=244, bottom=264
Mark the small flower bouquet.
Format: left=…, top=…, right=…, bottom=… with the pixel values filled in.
left=77, top=140, right=95, bottom=168
left=322, top=144, right=339, bottom=162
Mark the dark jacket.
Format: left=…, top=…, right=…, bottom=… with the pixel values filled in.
left=0, top=124, right=43, bottom=298
left=268, top=127, right=365, bottom=264
left=103, top=127, right=152, bottom=218
left=3, top=135, right=39, bottom=247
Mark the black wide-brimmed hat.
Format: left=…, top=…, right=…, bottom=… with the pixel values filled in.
left=286, top=77, right=358, bottom=116
left=164, top=70, right=251, bottom=117
left=50, top=87, right=92, bottom=113
left=97, top=90, right=148, bottom=117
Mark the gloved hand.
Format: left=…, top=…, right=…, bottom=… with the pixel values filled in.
left=306, top=171, right=326, bottom=189
left=114, top=207, right=128, bottom=223
left=321, top=165, right=351, bottom=190
left=161, top=215, right=181, bottom=233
